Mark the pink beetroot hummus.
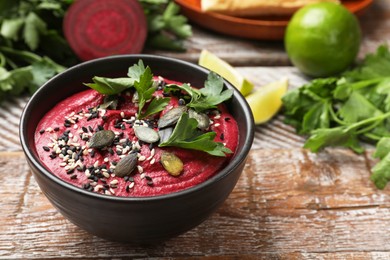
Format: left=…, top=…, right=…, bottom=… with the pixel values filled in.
left=34, top=77, right=238, bottom=197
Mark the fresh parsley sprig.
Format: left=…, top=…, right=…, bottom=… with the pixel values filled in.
left=159, top=112, right=232, bottom=156
left=164, top=72, right=234, bottom=112
left=282, top=45, right=390, bottom=189
left=85, top=60, right=233, bottom=156
left=84, top=60, right=170, bottom=119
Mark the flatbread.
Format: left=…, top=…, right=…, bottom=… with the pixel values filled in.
left=201, top=0, right=340, bottom=16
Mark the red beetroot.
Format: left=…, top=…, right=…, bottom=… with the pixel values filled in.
left=63, top=0, right=147, bottom=61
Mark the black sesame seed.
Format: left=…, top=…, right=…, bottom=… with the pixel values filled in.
left=102, top=115, right=107, bottom=121
left=121, top=124, right=126, bottom=130
left=64, top=123, right=71, bottom=128
left=178, top=99, right=186, bottom=106
left=128, top=176, right=134, bottom=182
left=49, top=154, right=56, bottom=159
left=98, top=125, right=104, bottom=131
left=224, top=117, right=231, bottom=122
left=116, top=150, right=122, bottom=155
left=220, top=133, right=225, bottom=140
left=54, top=127, right=60, bottom=132
left=82, top=126, right=88, bottom=133
left=88, top=126, right=94, bottom=132
left=66, top=169, right=75, bottom=174
left=65, top=119, right=71, bottom=124
left=42, top=146, right=50, bottom=152
left=123, top=176, right=129, bottom=182
left=108, top=148, right=114, bottom=155
left=70, top=174, right=77, bottom=179
left=39, top=129, right=45, bottom=134
left=126, top=185, right=130, bottom=192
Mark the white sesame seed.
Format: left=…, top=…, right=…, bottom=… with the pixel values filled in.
left=103, top=172, right=110, bottom=178
left=47, top=143, right=54, bottom=148
left=105, top=190, right=112, bottom=195
left=109, top=188, right=115, bottom=194
left=85, top=169, right=90, bottom=175
left=120, top=112, right=125, bottom=118
left=46, top=127, right=53, bottom=132
left=214, top=123, right=220, bottom=127
left=120, top=138, right=127, bottom=143
left=214, top=114, right=221, bottom=119
left=73, top=136, right=79, bottom=142
left=83, top=149, right=89, bottom=155
left=104, top=157, right=109, bottom=162
left=129, top=182, right=135, bottom=188
left=140, top=173, right=146, bottom=179
left=56, top=148, right=62, bottom=154
left=67, top=150, right=73, bottom=155
left=94, top=185, right=103, bottom=192
left=110, top=179, right=118, bottom=185
left=73, top=124, right=78, bottom=129
left=94, top=161, right=99, bottom=168
left=150, top=158, right=156, bottom=165
left=100, top=109, right=106, bottom=117
left=84, top=113, right=92, bottom=118
left=119, top=155, right=126, bottom=159
left=59, top=154, right=64, bottom=159
left=59, top=162, right=67, bottom=167
left=137, top=165, right=143, bottom=173
left=90, top=181, right=97, bottom=187
left=138, top=155, right=146, bottom=161
left=68, top=133, right=73, bottom=138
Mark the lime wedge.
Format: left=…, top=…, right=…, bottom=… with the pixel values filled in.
left=246, top=78, right=289, bottom=124
left=198, top=49, right=254, bottom=96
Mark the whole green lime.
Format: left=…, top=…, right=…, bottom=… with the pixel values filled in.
left=284, top=2, right=361, bottom=77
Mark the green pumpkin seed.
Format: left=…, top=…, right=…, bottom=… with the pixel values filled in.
left=114, top=153, right=138, bottom=177
left=134, top=126, right=160, bottom=143
left=158, top=106, right=187, bottom=129
left=188, top=109, right=210, bottom=130
left=158, top=127, right=173, bottom=144
left=88, top=130, right=115, bottom=149
left=100, top=95, right=118, bottom=110
left=160, top=151, right=183, bottom=176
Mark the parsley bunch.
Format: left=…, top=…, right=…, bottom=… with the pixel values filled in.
left=0, top=0, right=191, bottom=102
left=282, top=45, right=390, bottom=189
left=0, top=0, right=76, bottom=101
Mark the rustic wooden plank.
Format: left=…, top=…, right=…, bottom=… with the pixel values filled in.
left=147, top=0, right=390, bottom=66
left=1, top=149, right=389, bottom=259
left=0, top=67, right=309, bottom=152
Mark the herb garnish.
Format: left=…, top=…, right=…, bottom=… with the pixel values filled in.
left=164, top=72, right=234, bottom=112
left=282, top=45, right=390, bottom=189
left=159, top=112, right=232, bottom=156
left=85, top=60, right=233, bottom=157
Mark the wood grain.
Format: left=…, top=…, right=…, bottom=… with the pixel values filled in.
left=1, top=148, right=389, bottom=259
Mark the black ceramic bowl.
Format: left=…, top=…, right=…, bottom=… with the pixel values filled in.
left=20, top=55, right=254, bottom=243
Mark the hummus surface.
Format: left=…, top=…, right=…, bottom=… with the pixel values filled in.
left=34, top=78, right=238, bottom=197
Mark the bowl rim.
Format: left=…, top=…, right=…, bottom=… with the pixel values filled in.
left=19, top=54, right=254, bottom=202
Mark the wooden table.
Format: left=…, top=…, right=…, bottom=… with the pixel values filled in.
left=2, top=1, right=390, bottom=259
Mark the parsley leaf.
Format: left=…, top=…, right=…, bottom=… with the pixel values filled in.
left=84, top=77, right=134, bottom=95
left=165, top=72, right=233, bottom=112
left=159, top=113, right=232, bottom=156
